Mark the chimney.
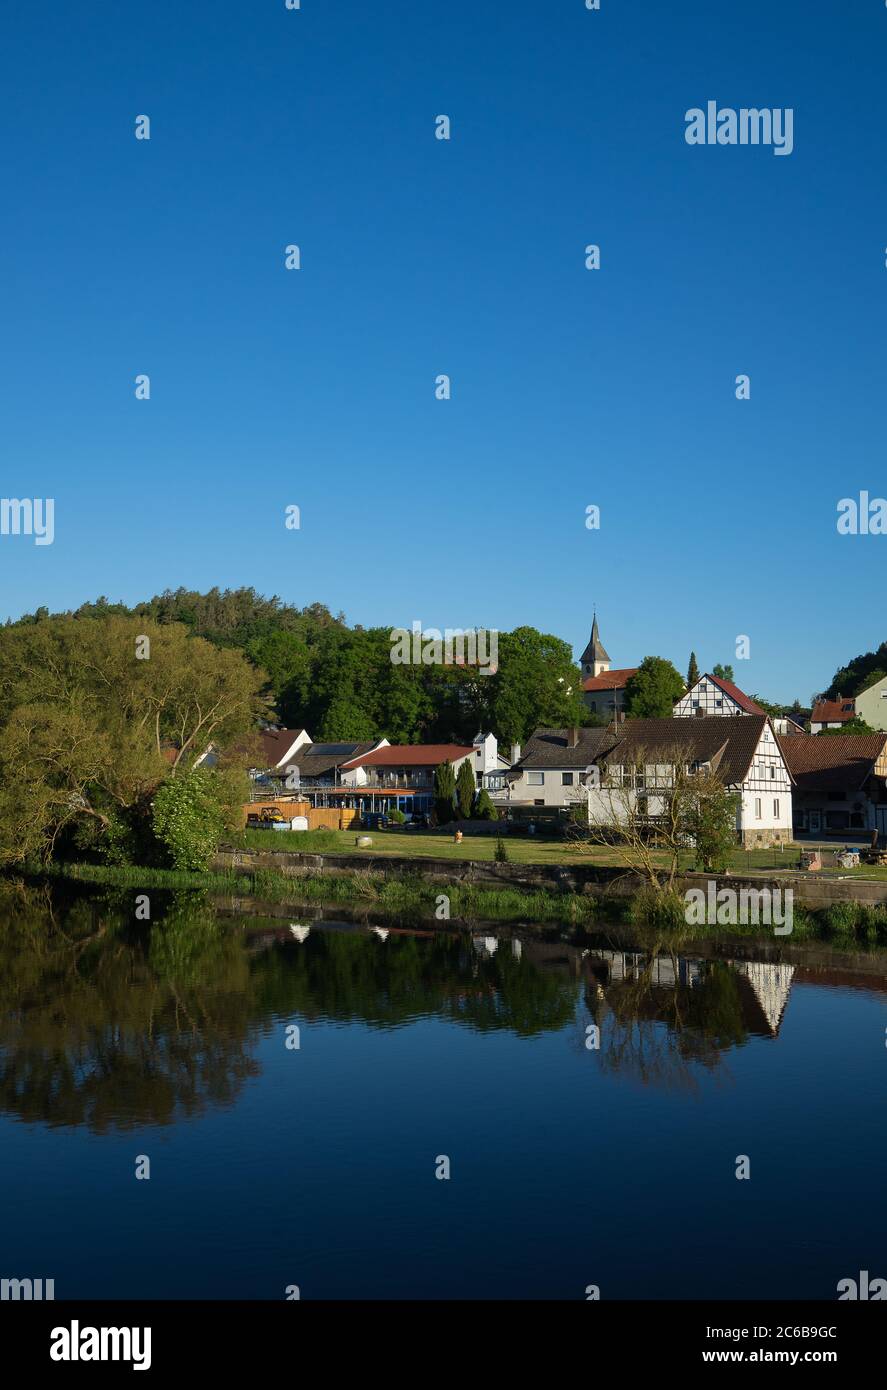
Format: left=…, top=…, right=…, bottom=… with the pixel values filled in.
left=567, top=727, right=580, bottom=747
left=510, top=742, right=521, bottom=765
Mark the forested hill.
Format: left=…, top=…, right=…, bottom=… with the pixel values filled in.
left=826, top=641, right=887, bottom=700
left=5, top=588, right=589, bottom=747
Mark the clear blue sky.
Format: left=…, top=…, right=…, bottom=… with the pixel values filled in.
left=2, top=0, right=885, bottom=705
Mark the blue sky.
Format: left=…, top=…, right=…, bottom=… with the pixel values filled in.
left=2, top=0, right=885, bottom=704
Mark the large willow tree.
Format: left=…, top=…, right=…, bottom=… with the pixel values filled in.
left=0, top=616, right=265, bottom=864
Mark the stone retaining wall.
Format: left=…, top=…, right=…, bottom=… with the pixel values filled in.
left=213, top=847, right=887, bottom=909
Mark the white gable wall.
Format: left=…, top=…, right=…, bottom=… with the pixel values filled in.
left=674, top=676, right=743, bottom=718
left=736, top=724, right=793, bottom=843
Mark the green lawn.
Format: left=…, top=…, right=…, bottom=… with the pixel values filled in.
left=232, top=827, right=603, bottom=864
left=229, top=829, right=882, bottom=877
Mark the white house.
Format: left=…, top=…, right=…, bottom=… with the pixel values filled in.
left=472, top=732, right=511, bottom=790
left=674, top=673, right=766, bottom=719
left=586, top=715, right=793, bottom=847
left=506, top=727, right=618, bottom=807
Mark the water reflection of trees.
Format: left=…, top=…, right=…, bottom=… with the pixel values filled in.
left=0, top=885, right=798, bottom=1128
left=0, top=888, right=578, bottom=1131
left=0, top=888, right=257, bottom=1131
left=254, top=930, right=577, bottom=1038
left=583, top=953, right=747, bottom=1092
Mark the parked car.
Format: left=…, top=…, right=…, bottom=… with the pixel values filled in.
left=246, top=811, right=290, bottom=831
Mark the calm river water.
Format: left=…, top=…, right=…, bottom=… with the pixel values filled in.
left=1, top=887, right=884, bottom=1300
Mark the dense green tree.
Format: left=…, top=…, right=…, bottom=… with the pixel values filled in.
left=473, top=788, right=499, bottom=821
left=482, top=627, right=587, bottom=746
left=624, top=656, right=685, bottom=719
left=819, top=717, right=876, bottom=736
left=858, top=669, right=887, bottom=695
left=712, top=663, right=735, bottom=683
left=151, top=766, right=248, bottom=871
left=686, top=652, right=700, bottom=688
left=4, top=591, right=610, bottom=780
left=0, top=616, right=263, bottom=865
left=433, top=761, right=457, bottom=824
left=827, top=641, right=887, bottom=699
left=684, top=786, right=740, bottom=873
left=456, top=758, right=477, bottom=820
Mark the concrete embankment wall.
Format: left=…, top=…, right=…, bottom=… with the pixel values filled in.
left=212, top=847, right=887, bottom=909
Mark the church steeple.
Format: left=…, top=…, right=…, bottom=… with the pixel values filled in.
left=580, top=612, right=611, bottom=678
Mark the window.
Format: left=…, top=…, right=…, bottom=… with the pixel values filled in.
left=589, top=700, right=597, bottom=711
left=715, top=698, right=723, bottom=708
left=769, top=766, right=775, bottom=779
left=562, top=772, right=574, bottom=786
left=693, top=700, right=700, bottom=708
left=534, top=799, right=544, bottom=807
left=773, top=799, right=780, bottom=818
left=755, top=798, right=762, bottom=819
left=527, top=772, right=544, bottom=786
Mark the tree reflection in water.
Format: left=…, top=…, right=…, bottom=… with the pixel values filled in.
left=0, top=885, right=794, bottom=1129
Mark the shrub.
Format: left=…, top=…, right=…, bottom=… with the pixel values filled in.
left=494, top=837, right=509, bottom=863
left=473, top=788, right=499, bottom=821
left=152, top=768, right=244, bottom=872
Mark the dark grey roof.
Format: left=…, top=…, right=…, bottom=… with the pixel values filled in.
left=294, top=741, right=379, bottom=777
left=601, top=716, right=771, bottom=786
left=514, top=727, right=619, bottom=772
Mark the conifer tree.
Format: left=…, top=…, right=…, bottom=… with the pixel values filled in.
left=433, top=760, right=457, bottom=824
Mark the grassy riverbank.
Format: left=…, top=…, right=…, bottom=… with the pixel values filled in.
left=228, top=827, right=887, bottom=878
left=29, top=860, right=887, bottom=945
left=37, top=860, right=601, bottom=925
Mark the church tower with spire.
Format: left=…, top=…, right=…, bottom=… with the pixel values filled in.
left=580, top=613, right=611, bottom=679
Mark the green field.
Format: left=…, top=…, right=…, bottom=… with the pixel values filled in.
left=228, top=828, right=886, bottom=877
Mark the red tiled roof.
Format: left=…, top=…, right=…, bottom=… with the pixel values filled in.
left=779, top=733, right=887, bottom=793
left=706, top=674, right=766, bottom=715
left=810, top=699, right=856, bottom=725
left=340, top=744, right=473, bottom=769
left=582, top=667, right=638, bottom=692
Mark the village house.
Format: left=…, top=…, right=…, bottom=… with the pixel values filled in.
left=674, top=673, right=765, bottom=719
left=587, top=715, right=794, bottom=847
left=579, top=614, right=637, bottom=718
left=242, top=729, right=391, bottom=786
left=778, top=733, right=887, bottom=838
left=505, top=726, right=618, bottom=808
left=471, top=732, right=512, bottom=790
left=809, top=697, right=857, bottom=734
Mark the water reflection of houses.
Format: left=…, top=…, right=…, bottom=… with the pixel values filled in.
left=582, top=949, right=795, bottom=1039
left=730, top=960, right=795, bottom=1035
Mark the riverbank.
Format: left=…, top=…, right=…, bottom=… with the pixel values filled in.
left=26, top=859, right=887, bottom=946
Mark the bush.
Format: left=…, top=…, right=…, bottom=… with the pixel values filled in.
left=473, top=788, right=499, bottom=821
left=152, top=768, right=245, bottom=872
left=494, top=837, right=509, bottom=863
left=388, top=808, right=406, bottom=825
